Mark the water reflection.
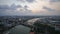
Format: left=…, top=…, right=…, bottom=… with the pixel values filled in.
left=7, top=25, right=30, bottom=34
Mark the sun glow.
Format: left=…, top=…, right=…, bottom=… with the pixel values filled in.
left=26, top=0, right=49, bottom=13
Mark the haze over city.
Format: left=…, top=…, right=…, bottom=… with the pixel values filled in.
left=0, top=0, right=60, bottom=34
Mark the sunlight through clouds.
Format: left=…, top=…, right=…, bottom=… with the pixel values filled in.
left=0, top=0, right=60, bottom=16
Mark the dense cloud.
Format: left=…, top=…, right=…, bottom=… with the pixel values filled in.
left=17, top=0, right=25, bottom=2
left=17, top=0, right=35, bottom=3
left=0, top=4, right=32, bottom=16
left=0, top=5, right=10, bottom=10
left=0, top=4, right=22, bottom=10
left=43, top=6, right=57, bottom=11
left=41, top=0, right=60, bottom=2
left=26, top=0, right=35, bottom=3
left=50, top=0, right=60, bottom=2
left=0, top=0, right=60, bottom=16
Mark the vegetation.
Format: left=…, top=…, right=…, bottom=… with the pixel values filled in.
left=33, top=22, right=60, bottom=34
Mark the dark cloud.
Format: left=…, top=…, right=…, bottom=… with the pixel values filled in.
left=16, top=5, right=22, bottom=8
left=0, top=4, right=32, bottom=16
left=16, top=0, right=35, bottom=3
left=24, top=5, right=29, bottom=10
left=26, top=0, right=35, bottom=3
left=43, top=6, right=56, bottom=11
left=50, top=0, right=60, bottom=2
left=24, top=5, right=28, bottom=8
left=41, top=0, right=60, bottom=2
left=10, top=4, right=17, bottom=10
left=17, top=0, right=25, bottom=2
left=0, top=4, right=15, bottom=11
left=0, top=4, right=22, bottom=11
left=0, top=5, right=10, bottom=10
left=10, top=4, right=22, bottom=10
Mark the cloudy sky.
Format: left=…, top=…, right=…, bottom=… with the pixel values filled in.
left=0, top=0, right=60, bottom=16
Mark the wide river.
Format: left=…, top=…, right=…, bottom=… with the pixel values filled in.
left=4, top=25, right=31, bottom=34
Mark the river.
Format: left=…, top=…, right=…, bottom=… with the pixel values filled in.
left=4, top=25, right=30, bottom=34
